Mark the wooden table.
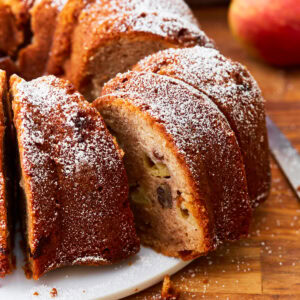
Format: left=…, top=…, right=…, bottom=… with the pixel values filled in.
left=128, top=6, right=300, bottom=300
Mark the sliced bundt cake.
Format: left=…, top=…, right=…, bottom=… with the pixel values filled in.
left=10, top=74, right=139, bottom=279
left=133, top=46, right=270, bottom=207
left=94, top=71, right=252, bottom=260
left=0, top=70, right=15, bottom=277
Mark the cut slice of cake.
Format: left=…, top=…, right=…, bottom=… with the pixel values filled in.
left=10, top=74, right=139, bottom=279
left=47, top=0, right=200, bottom=77
left=94, top=71, right=252, bottom=260
left=47, top=1, right=213, bottom=100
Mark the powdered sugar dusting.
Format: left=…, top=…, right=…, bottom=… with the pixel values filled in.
left=79, top=11, right=213, bottom=52
left=11, top=75, right=138, bottom=273
left=84, top=0, right=198, bottom=26
left=101, top=71, right=251, bottom=244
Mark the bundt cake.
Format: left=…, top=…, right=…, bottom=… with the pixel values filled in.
left=94, top=71, right=252, bottom=259
left=10, top=74, right=139, bottom=279
left=0, top=0, right=270, bottom=278
left=133, top=46, right=270, bottom=207
left=0, top=70, right=14, bottom=277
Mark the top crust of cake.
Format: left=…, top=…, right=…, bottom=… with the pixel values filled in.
left=133, top=46, right=271, bottom=206
left=10, top=75, right=139, bottom=278
left=81, top=0, right=199, bottom=26
left=99, top=71, right=252, bottom=245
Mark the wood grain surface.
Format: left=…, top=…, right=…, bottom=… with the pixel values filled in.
left=127, top=6, right=300, bottom=300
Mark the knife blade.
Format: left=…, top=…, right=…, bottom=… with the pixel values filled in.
left=266, top=116, right=300, bottom=201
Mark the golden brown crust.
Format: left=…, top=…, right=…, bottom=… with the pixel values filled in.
left=0, top=70, right=14, bottom=277
left=133, top=46, right=271, bottom=207
left=10, top=74, right=139, bottom=279
left=96, top=71, right=252, bottom=257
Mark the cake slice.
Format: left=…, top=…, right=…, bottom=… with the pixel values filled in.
left=47, top=0, right=200, bottom=76
left=47, top=1, right=213, bottom=100
left=0, top=70, right=15, bottom=277
left=10, top=74, right=139, bottom=279
left=94, top=71, right=252, bottom=259
left=133, top=46, right=271, bottom=207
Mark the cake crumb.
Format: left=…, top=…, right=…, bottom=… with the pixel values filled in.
left=50, top=288, right=58, bottom=298
left=33, top=292, right=39, bottom=296
left=161, top=275, right=180, bottom=299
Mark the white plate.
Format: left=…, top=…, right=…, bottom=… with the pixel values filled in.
left=1, top=236, right=190, bottom=300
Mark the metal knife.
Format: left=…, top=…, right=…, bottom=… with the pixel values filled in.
left=266, top=116, right=300, bottom=201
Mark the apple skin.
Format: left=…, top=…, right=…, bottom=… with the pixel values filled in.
left=229, top=0, right=300, bottom=66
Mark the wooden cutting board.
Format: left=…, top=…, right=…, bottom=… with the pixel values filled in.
left=128, top=6, right=300, bottom=300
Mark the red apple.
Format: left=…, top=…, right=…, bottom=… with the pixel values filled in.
left=229, top=0, right=300, bottom=66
